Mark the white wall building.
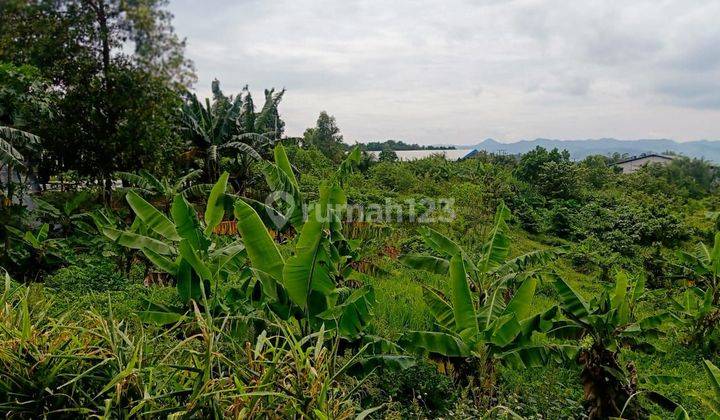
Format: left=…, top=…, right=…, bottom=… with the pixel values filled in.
left=613, top=154, right=674, bottom=174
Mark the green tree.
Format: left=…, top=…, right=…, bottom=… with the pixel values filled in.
left=514, top=147, right=566, bottom=183
left=515, top=146, right=583, bottom=200
left=121, top=0, right=197, bottom=89
left=0, top=63, right=52, bottom=200
left=378, top=147, right=398, bottom=163
left=303, top=111, right=346, bottom=162
left=0, top=0, right=189, bottom=194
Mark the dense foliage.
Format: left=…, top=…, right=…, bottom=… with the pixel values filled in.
left=2, top=2, right=720, bottom=418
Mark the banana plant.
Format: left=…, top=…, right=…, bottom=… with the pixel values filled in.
left=32, top=191, right=94, bottom=236
left=673, top=232, right=720, bottom=347
left=0, top=126, right=39, bottom=203
left=398, top=253, right=562, bottom=385
left=400, top=202, right=563, bottom=299
left=397, top=203, right=567, bottom=383
left=232, top=146, right=374, bottom=340
left=179, top=81, right=279, bottom=184
left=5, top=223, right=66, bottom=281
left=100, top=173, right=246, bottom=308
left=549, top=272, right=673, bottom=419
left=676, top=231, right=720, bottom=303
left=114, top=169, right=205, bottom=210
left=671, top=286, right=720, bottom=349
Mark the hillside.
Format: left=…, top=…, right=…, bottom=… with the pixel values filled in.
left=473, top=138, right=720, bottom=162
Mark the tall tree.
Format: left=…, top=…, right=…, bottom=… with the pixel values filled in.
left=121, top=0, right=197, bottom=89
left=0, top=0, right=190, bottom=195
left=303, top=111, right=346, bottom=162
left=0, top=63, right=53, bottom=200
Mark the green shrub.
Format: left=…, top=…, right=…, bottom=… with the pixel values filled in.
left=45, top=255, right=135, bottom=293
left=370, top=162, right=416, bottom=192
left=363, top=362, right=456, bottom=418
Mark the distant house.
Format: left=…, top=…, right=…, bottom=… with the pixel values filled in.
left=461, top=149, right=480, bottom=159
left=613, top=154, right=674, bottom=174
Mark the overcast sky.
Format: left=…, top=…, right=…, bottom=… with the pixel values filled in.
left=169, top=0, right=720, bottom=145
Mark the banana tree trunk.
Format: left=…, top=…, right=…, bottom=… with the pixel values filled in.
left=580, top=346, right=637, bottom=419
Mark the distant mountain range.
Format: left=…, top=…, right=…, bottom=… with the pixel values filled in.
left=469, top=138, right=720, bottom=162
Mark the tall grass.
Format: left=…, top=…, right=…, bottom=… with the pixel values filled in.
left=0, top=277, right=362, bottom=418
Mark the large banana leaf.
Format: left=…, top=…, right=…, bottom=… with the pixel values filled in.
left=126, top=191, right=181, bottom=241
left=273, top=144, right=298, bottom=187
left=477, top=202, right=511, bottom=273
left=319, top=182, right=347, bottom=208
left=114, top=171, right=153, bottom=192
left=419, top=226, right=463, bottom=257
left=262, top=162, right=304, bottom=228
left=333, top=146, right=361, bottom=186
left=703, top=360, right=720, bottom=416
left=204, top=172, right=228, bottom=236
left=502, top=277, right=537, bottom=321
left=219, top=141, right=262, bottom=161
left=480, top=284, right=506, bottom=330
left=178, top=240, right=212, bottom=282
left=449, top=255, right=478, bottom=337
left=498, top=345, right=552, bottom=369
left=237, top=196, right=288, bottom=231
left=176, top=260, right=203, bottom=303
left=0, top=137, right=25, bottom=167
left=632, top=312, right=675, bottom=335
left=489, top=247, right=564, bottom=275
left=137, top=310, right=186, bottom=326
left=138, top=169, right=165, bottom=193
left=233, top=199, right=284, bottom=281
left=518, top=306, right=558, bottom=342
left=711, top=232, right=720, bottom=278
left=101, top=226, right=174, bottom=255
left=546, top=321, right=585, bottom=339
left=141, top=247, right=179, bottom=275
left=422, top=286, right=456, bottom=330
left=487, top=313, right=522, bottom=347
left=399, top=254, right=449, bottom=275
left=399, top=331, right=470, bottom=357
left=553, top=274, right=590, bottom=322
left=611, top=271, right=629, bottom=310
left=282, top=207, right=333, bottom=309
left=317, top=285, right=375, bottom=339
left=174, top=168, right=204, bottom=190
left=171, top=195, right=208, bottom=252
left=0, top=126, right=39, bottom=167
left=211, top=243, right=247, bottom=277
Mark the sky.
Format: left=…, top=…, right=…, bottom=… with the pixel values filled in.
left=169, top=0, right=720, bottom=145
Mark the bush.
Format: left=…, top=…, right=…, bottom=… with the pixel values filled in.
left=363, top=362, right=456, bottom=417
left=370, top=162, right=416, bottom=192
left=45, top=255, right=135, bottom=293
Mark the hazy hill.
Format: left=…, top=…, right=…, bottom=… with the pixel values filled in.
left=471, top=138, right=720, bottom=162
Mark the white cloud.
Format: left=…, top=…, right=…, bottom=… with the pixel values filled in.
left=170, top=0, right=720, bottom=144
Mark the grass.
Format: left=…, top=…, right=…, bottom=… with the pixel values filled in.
left=367, top=259, right=438, bottom=339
